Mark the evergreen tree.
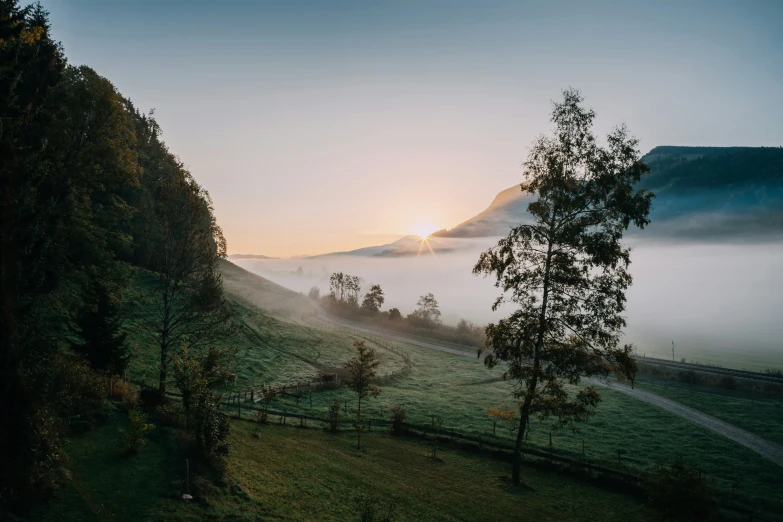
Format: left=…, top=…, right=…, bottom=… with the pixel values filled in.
left=70, top=281, right=130, bottom=375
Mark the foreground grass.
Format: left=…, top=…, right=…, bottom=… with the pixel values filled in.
left=41, top=413, right=662, bottom=521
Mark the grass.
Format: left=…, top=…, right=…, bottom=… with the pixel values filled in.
left=68, top=260, right=779, bottom=519
left=31, top=414, right=183, bottom=521
left=40, top=414, right=663, bottom=521
left=634, top=376, right=783, bottom=445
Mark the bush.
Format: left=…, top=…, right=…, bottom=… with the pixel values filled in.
left=645, top=458, right=715, bottom=520
left=191, top=391, right=231, bottom=457
left=121, top=407, right=155, bottom=454
left=717, top=375, right=736, bottom=390
left=327, top=399, right=341, bottom=432
left=139, top=387, right=166, bottom=411
left=389, top=404, right=406, bottom=435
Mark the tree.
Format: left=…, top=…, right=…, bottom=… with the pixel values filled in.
left=387, top=308, right=402, bottom=321
left=329, top=272, right=347, bottom=301
left=361, top=284, right=385, bottom=313
left=0, top=5, right=139, bottom=503
left=409, top=293, right=441, bottom=325
left=473, top=89, right=653, bottom=485
left=138, top=176, right=237, bottom=396
left=308, top=286, right=320, bottom=299
left=344, top=340, right=380, bottom=449
left=70, top=279, right=131, bottom=375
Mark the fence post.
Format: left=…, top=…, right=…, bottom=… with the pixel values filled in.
left=310, top=392, right=312, bottom=408
left=368, top=419, right=371, bottom=431
left=344, top=401, right=347, bottom=414
left=549, top=431, right=552, bottom=448
left=582, top=439, right=585, bottom=456
left=493, top=420, right=496, bottom=436
left=238, top=400, right=241, bottom=419
left=617, top=450, right=622, bottom=465
left=186, top=459, right=189, bottom=494
left=109, top=377, right=113, bottom=398
left=251, top=389, right=254, bottom=402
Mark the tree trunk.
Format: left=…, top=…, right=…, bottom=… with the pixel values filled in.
left=158, top=346, right=168, bottom=395
left=513, top=403, right=531, bottom=485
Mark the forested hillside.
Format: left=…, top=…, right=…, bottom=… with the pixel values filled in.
left=0, top=1, right=231, bottom=510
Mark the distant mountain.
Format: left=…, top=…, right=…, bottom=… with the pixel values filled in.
left=228, top=254, right=278, bottom=260
left=308, top=235, right=422, bottom=258
left=434, top=146, right=783, bottom=241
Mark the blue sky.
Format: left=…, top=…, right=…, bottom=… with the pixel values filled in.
left=35, top=0, right=783, bottom=255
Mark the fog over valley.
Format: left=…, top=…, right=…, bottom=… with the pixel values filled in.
left=234, top=237, right=783, bottom=371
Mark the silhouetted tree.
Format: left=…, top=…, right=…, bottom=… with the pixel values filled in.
left=474, top=89, right=653, bottom=485
left=344, top=340, right=380, bottom=449
left=409, top=293, right=441, bottom=326
left=138, top=177, right=237, bottom=396
left=361, top=284, right=385, bottom=313
left=70, top=280, right=131, bottom=375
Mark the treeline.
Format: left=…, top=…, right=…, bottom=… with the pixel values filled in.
left=0, top=1, right=234, bottom=509
left=312, top=272, right=485, bottom=348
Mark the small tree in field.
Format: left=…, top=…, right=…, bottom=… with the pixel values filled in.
left=409, top=293, right=441, bottom=326
left=361, top=284, right=385, bottom=313
left=474, top=89, right=653, bottom=485
left=344, top=341, right=380, bottom=449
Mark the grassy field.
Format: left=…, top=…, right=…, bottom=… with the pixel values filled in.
left=74, top=260, right=781, bottom=519
left=36, top=413, right=664, bottom=521
left=634, top=377, right=783, bottom=445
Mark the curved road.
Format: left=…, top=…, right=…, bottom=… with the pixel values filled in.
left=317, top=309, right=783, bottom=469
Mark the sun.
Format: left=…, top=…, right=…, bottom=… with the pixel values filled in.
left=413, top=224, right=437, bottom=239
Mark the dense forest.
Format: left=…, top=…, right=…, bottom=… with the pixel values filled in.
left=0, top=1, right=233, bottom=510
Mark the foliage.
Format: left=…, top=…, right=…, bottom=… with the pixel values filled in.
left=190, top=390, right=231, bottom=458
left=134, top=174, right=238, bottom=395
left=388, top=308, right=402, bottom=321
left=308, top=286, right=320, bottom=299
left=408, top=293, right=441, bottom=325
left=431, top=415, right=444, bottom=459
left=171, top=346, right=208, bottom=418
left=474, top=88, right=653, bottom=484
left=327, top=399, right=342, bottom=432
left=121, top=408, right=155, bottom=453
left=255, top=384, right=278, bottom=424
left=345, top=341, right=381, bottom=449
left=361, top=284, right=385, bottom=313
left=644, top=458, right=715, bottom=520
left=70, top=279, right=131, bottom=375
left=388, top=404, right=406, bottom=435
left=329, top=272, right=362, bottom=304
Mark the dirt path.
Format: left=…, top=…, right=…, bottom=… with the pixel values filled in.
left=587, top=378, right=783, bottom=468
left=315, top=310, right=783, bottom=469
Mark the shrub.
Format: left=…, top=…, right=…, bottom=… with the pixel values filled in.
left=717, top=375, right=736, bottom=390
left=121, top=407, right=155, bottom=453
left=139, top=387, right=166, bottom=411
left=389, top=404, right=406, bottom=435
left=645, top=458, right=715, bottom=520
left=191, top=391, right=231, bottom=457
left=327, top=399, right=341, bottom=432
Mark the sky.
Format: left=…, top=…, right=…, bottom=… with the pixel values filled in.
left=35, top=0, right=783, bottom=257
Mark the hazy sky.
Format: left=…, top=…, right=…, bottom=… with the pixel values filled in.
left=36, top=0, right=783, bottom=257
